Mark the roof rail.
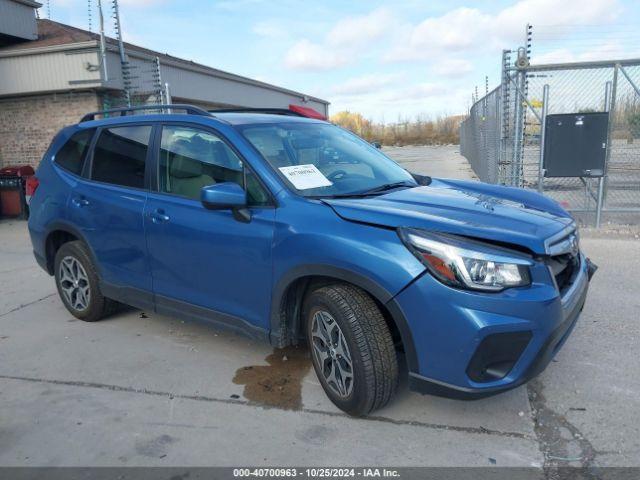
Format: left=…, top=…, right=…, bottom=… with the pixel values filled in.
left=80, top=104, right=213, bottom=123
left=208, top=108, right=304, bottom=117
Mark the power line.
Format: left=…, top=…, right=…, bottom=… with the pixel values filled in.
left=533, top=22, right=640, bottom=28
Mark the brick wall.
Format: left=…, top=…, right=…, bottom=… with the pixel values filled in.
left=0, top=91, right=100, bottom=169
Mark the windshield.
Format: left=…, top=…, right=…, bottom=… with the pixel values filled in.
left=240, top=122, right=416, bottom=197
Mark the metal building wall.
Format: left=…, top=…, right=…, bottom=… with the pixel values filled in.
left=103, top=48, right=329, bottom=115
left=160, top=59, right=328, bottom=115
left=0, top=0, right=39, bottom=42
left=0, top=42, right=329, bottom=114
left=0, top=44, right=102, bottom=96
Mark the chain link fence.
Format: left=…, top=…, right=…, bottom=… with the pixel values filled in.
left=460, top=56, right=640, bottom=226
left=460, top=87, right=501, bottom=183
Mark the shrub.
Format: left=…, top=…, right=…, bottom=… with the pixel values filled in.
left=330, top=111, right=463, bottom=146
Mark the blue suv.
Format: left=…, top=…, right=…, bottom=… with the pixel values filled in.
left=28, top=105, right=596, bottom=416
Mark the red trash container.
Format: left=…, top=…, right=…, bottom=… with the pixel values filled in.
left=0, top=165, right=35, bottom=219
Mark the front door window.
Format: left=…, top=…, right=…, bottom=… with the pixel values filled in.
left=159, top=126, right=269, bottom=206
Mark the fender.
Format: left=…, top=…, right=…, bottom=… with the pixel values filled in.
left=269, top=263, right=419, bottom=373
left=42, top=220, right=101, bottom=275
left=42, top=220, right=155, bottom=312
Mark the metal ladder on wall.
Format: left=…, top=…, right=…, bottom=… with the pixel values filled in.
left=107, top=0, right=164, bottom=108
left=112, top=0, right=131, bottom=107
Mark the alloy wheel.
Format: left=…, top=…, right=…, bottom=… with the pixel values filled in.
left=311, top=310, right=354, bottom=398
left=58, top=256, right=91, bottom=311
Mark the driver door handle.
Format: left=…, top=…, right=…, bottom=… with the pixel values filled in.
left=149, top=209, right=170, bottom=224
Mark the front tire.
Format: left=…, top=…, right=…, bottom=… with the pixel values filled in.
left=303, top=284, right=399, bottom=416
left=54, top=241, right=117, bottom=322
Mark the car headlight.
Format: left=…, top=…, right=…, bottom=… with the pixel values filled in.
left=398, top=228, right=533, bottom=292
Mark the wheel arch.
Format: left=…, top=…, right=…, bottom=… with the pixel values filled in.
left=44, top=222, right=97, bottom=276
left=269, top=264, right=419, bottom=373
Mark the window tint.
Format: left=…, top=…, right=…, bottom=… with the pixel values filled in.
left=159, top=125, right=269, bottom=206
left=92, top=125, right=151, bottom=188
left=54, top=129, right=94, bottom=175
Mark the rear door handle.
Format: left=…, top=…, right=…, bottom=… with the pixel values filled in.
left=71, top=196, right=89, bottom=207
left=149, top=209, right=170, bottom=224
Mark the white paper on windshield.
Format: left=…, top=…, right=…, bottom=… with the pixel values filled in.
left=278, top=164, right=333, bottom=190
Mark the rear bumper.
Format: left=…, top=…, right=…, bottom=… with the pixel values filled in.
left=33, top=249, right=48, bottom=273
left=396, top=253, right=593, bottom=399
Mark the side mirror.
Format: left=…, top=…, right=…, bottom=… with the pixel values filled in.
left=371, top=141, right=382, bottom=149
left=201, top=183, right=247, bottom=210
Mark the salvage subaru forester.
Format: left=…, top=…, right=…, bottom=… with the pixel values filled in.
left=28, top=105, right=596, bottom=416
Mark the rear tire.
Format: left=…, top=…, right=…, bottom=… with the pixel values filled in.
left=54, top=241, right=118, bottom=322
left=303, top=284, right=399, bottom=416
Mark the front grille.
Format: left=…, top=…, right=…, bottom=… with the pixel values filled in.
left=546, top=253, right=579, bottom=293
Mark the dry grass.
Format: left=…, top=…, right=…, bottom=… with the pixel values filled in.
left=330, top=111, right=463, bottom=146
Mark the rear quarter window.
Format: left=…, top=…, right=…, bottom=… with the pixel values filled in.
left=54, top=129, right=95, bottom=175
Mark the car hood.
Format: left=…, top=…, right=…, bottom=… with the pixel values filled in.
left=322, top=178, right=575, bottom=255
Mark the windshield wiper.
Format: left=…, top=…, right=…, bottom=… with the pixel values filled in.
left=312, top=181, right=417, bottom=200
left=352, top=181, right=417, bottom=196
left=313, top=192, right=373, bottom=199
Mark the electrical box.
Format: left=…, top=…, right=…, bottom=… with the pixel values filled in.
left=543, top=112, right=608, bottom=177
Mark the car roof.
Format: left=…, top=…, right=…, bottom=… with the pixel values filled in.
left=213, top=112, right=326, bottom=126
left=76, top=112, right=327, bottom=129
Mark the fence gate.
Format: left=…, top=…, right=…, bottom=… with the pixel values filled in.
left=461, top=56, right=640, bottom=227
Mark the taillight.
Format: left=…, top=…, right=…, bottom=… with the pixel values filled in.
left=25, top=176, right=39, bottom=199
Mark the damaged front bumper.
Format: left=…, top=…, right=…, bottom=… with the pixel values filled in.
left=397, top=253, right=596, bottom=400
left=586, top=257, right=598, bottom=281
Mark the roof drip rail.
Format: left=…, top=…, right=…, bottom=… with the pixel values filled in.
left=208, top=108, right=305, bottom=117
left=80, top=104, right=214, bottom=122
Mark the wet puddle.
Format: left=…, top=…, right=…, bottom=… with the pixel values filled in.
left=233, top=345, right=312, bottom=410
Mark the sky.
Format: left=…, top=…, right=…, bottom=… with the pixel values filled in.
left=44, top=0, right=640, bottom=122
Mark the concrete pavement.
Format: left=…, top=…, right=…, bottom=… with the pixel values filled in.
left=384, top=144, right=478, bottom=180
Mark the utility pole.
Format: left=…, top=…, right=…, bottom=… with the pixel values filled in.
left=112, top=0, right=131, bottom=107
left=164, top=83, right=172, bottom=113
left=97, top=0, right=108, bottom=82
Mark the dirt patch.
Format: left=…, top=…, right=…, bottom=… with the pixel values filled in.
left=134, top=434, right=176, bottom=458
left=233, top=345, right=311, bottom=410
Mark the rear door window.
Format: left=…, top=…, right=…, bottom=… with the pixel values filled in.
left=91, top=125, right=152, bottom=189
left=54, top=129, right=95, bottom=175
